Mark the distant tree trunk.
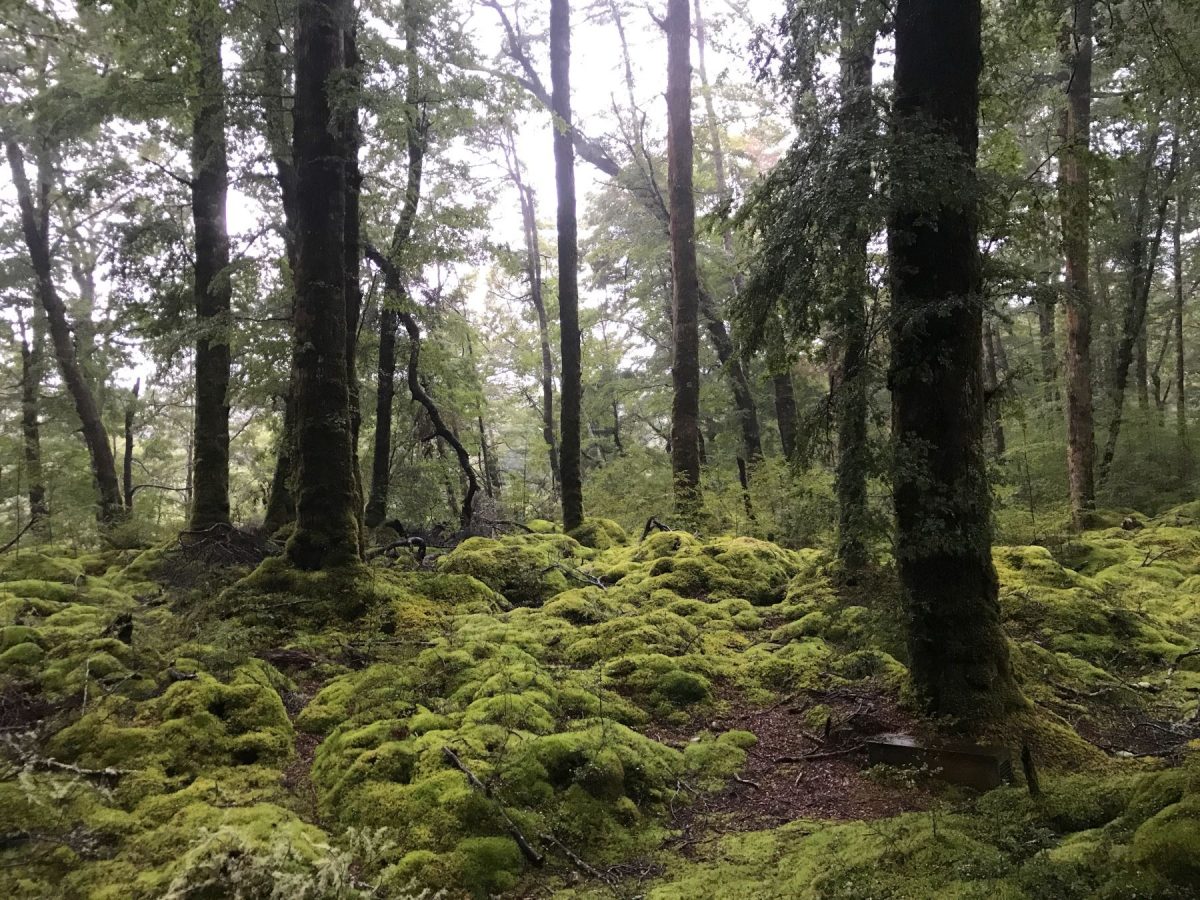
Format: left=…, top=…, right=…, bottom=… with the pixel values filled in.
left=260, top=8, right=300, bottom=533
left=1059, top=0, right=1096, bottom=529
left=17, top=311, right=48, bottom=536
left=983, top=317, right=1006, bottom=457
left=773, top=370, right=799, bottom=460
left=1098, top=131, right=1175, bottom=486
left=666, top=0, right=702, bottom=518
left=285, top=0, right=360, bottom=569
left=833, top=4, right=880, bottom=570
left=693, top=0, right=762, bottom=479
left=550, top=0, right=584, bottom=531
left=888, top=0, right=1021, bottom=723
left=123, top=379, right=140, bottom=512
left=6, top=140, right=123, bottom=524
left=188, top=0, right=233, bottom=530
left=1035, top=282, right=1058, bottom=403
left=1174, top=164, right=1188, bottom=451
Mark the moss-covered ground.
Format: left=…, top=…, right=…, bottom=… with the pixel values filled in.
left=1, top=512, right=1198, bottom=898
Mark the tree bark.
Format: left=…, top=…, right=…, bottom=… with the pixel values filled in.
left=5, top=140, right=123, bottom=524
left=773, top=370, right=799, bottom=460
left=550, top=0, right=584, bottom=531
left=1097, top=130, right=1175, bottom=486
left=286, top=0, right=360, bottom=569
left=123, top=380, right=140, bottom=512
left=983, top=316, right=1006, bottom=457
left=188, top=0, right=233, bottom=530
left=833, top=3, right=880, bottom=570
left=1174, top=158, right=1188, bottom=451
left=1059, top=0, right=1096, bottom=529
left=1035, top=280, right=1059, bottom=403
left=666, top=0, right=702, bottom=518
left=343, top=19, right=365, bottom=549
left=17, top=311, right=48, bottom=536
left=888, top=0, right=1022, bottom=723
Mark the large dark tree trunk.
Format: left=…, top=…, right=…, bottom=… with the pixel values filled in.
left=550, top=0, right=584, bottom=531
left=366, top=13, right=426, bottom=527
left=888, top=0, right=1021, bottom=723
left=286, top=0, right=360, bottom=569
left=6, top=140, right=123, bottom=524
left=17, top=312, right=48, bottom=536
left=260, top=8, right=301, bottom=534
left=1098, top=130, right=1174, bottom=486
left=343, top=19, right=365, bottom=548
left=1059, top=0, right=1096, bottom=529
left=833, top=4, right=880, bottom=570
left=666, top=0, right=702, bottom=518
left=188, top=0, right=233, bottom=530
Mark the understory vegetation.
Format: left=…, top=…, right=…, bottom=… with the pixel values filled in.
left=2, top=505, right=1198, bottom=898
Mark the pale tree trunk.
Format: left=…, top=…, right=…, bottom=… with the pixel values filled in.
left=17, top=310, right=49, bottom=537
left=666, top=0, right=702, bottom=518
left=551, top=0, right=584, bottom=531
left=1059, top=0, right=1096, bottom=529
left=6, top=140, right=124, bottom=524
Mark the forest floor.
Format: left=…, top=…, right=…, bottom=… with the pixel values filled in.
left=1, top=506, right=1199, bottom=898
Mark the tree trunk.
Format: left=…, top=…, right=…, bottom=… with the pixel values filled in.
left=1035, top=281, right=1059, bottom=403
left=286, top=0, right=360, bottom=570
left=259, top=7, right=301, bottom=533
left=888, top=0, right=1022, bottom=723
left=983, top=316, right=1006, bottom=457
left=123, top=379, right=140, bottom=512
left=343, top=20, right=365, bottom=550
left=1174, top=162, right=1188, bottom=451
left=364, top=13, right=425, bottom=527
left=6, top=140, right=123, bottom=524
left=1059, top=0, right=1096, bottom=529
left=1098, top=130, right=1175, bottom=486
left=833, top=3, right=880, bottom=570
left=17, top=312, right=48, bottom=536
left=188, top=0, right=233, bottom=530
left=773, top=370, right=799, bottom=460
left=550, top=0, right=584, bottom=532
left=666, top=0, right=702, bottom=518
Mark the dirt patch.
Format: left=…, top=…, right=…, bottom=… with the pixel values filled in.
left=665, top=685, right=935, bottom=839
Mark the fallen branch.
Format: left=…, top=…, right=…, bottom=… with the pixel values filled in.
left=34, top=757, right=135, bottom=782
left=640, top=516, right=672, bottom=541
left=0, top=519, right=37, bottom=555
left=441, top=746, right=544, bottom=866
left=541, top=563, right=607, bottom=590
left=775, top=743, right=865, bottom=764
left=732, top=773, right=761, bottom=790
left=539, top=832, right=609, bottom=883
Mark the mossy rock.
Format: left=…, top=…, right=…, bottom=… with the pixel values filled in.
left=436, top=534, right=587, bottom=606
left=570, top=517, right=630, bottom=551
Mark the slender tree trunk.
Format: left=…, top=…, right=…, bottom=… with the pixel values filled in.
left=365, top=11, right=425, bottom=527
left=17, top=312, right=48, bottom=536
left=1059, top=0, right=1096, bottom=529
left=1174, top=165, right=1188, bottom=451
left=833, top=4, right=880, bottom=570
left=888, top=0, right=1021, bottom=723
left=666, top=0, right=702, bottom=518
left=286, top=0, right=360, bottom=569
left=773, top=370, right=799, bottom=460
left=1035, top=281, right=1059, bottom=403
left=188, top=0, right=233, bottom=530
left=123, top=379, right=140, bottom=512
left=6, top=140, right=123, bottom=524
left=260, top=10, right=301, bottom=533
left=983, top=317, right=1006, bottom=457
left=1098, top=131, right=1175, bottom=485
left=550, top=0, right=584, bottom=531
left=1136, top=328, right=1150, bottom=410
left=343, top=19, right=365, bottom=550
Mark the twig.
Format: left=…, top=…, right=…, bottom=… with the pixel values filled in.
left=775, top=743, right=865, bottom=764
left=539, top=832, right=610, bottom=883
left=0, top=519, right=37, bottom=555
left=34, top=758, right=134, bottom=781
left=441, top=746, right=544, bottom=866
left=732, top=773, right=761, bottom=790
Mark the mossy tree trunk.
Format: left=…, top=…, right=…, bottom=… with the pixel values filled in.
left=833, top=1, right=881, bottom=571
left=188, top=0, right=233, bottom=530
left=550, top=0, right=584, bottom=532
left=1059, top=0, right=1096, bottom=529
left=6, top=139, right=124, bottom=525
left=259, top=6, right=300, bottom=535
left=342, top=17, right=365, bottom=552
left=888, top=0, right=1023, bottom=724
left=285, top=0, right=361, bottom=570
left=16, top=309, right=49, bottom=537
left=666, top=0, right=702, bottom=519
left=366, top=6, right=426, bottom=528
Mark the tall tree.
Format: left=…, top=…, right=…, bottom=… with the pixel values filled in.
left=888, top=0, right=1021, bottom=722
left=1059, top=0, right=1096, bottom=528
left=187, top=0, right=233, bottom=530
left=285, top=0, right=360, bottom=569
left=365, top=4, right=426, bottom=527
left=16, top=309, right=48, bottom=536
left=5, top=140, right=124, bottom=524
left=1173, top=147, right=1188, bottom=449
left=550, top=0, right=583, bottom=531
left=666, top=0, right=702, bottom=517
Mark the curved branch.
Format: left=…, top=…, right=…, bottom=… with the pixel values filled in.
left=364, top=245, right=479, bottom=529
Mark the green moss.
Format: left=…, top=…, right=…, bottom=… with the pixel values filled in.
left=436, top=534, right=589, bottom=606
left=570, top=517, right=630, bottom=551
